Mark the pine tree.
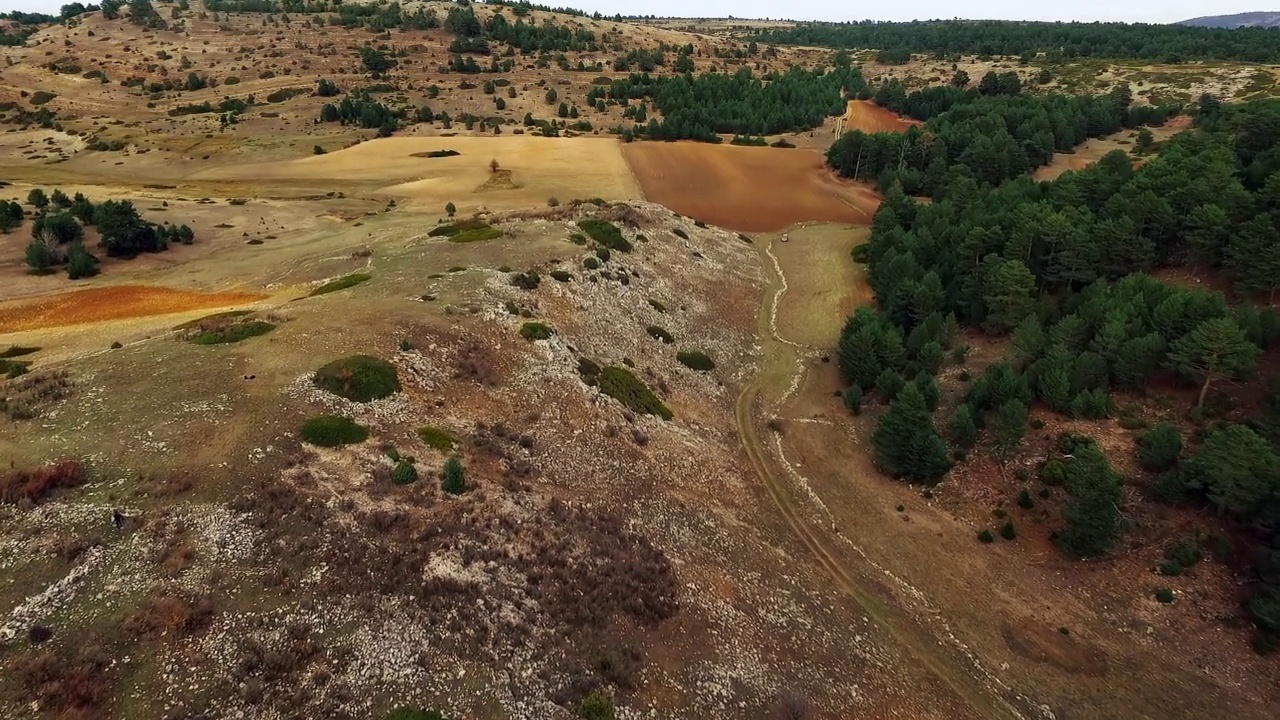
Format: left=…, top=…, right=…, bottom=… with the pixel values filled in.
left=871, top=383, right=950, bottom=484
left=982, top=259, right=1036, bottom=333
left=1187, top=425, right=1280, bottom=520
left=1057, top=438, right=1125, bottom=558
left=441, top=456, right=467, bottom=495
left=66, top=242, right=99, bottom=279
left=1167, top=318, right=1260, bottom=412
left=949, top=404, right=978, bottom=449
left=24, top=239, right=53, bottom=272
left=992, top=399, right=1028, bottom=461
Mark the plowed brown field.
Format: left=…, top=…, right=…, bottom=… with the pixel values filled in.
left=0, top=285, right=266, bottom=333
left=842, top=100, right=922, bottom=134
left=623, top=143, right=879, bottom=232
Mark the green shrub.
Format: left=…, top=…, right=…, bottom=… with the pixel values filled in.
left=647, top=299, right=667, bottom=313
left=577, top=356, right=601, bottom=385
left=1000, top=520, right=1017, bottom=540
left=300, top=416, right=368, bottom=447
left=583, top=257, right=600, bottom=270
left=448, top=226, right=501, bottom=243
left=977, top=529, right=995, bottom=543
left=1159, top=537, right=1204, bottom=576
left=646, top=326, right=674, bottom=344
left=418, top=426, right=457, bottom=452
left=676, top=351, right=715, bottom=371
left=598, top=366, right=672, bottom=420
left=578, top=691, right=615, bottom=720
left=1154, top=588, right=1175, bottom=604
left=1138, top=422, right=1182, bottom=473
left=190, top=321, right=275, bottom=345
left=429, top=219, right=489, bottom=237
left=441, top=456, right=467, bottom=495
left=577, top=219, right=632, bottom=252
left=1040, top=458, right=1066, bottom=485
left=841, top=385, right=863, bottom=415
left=672, top=228, right=689, bottom=240
left=313, top=355, right=401, bottom=402
left=310, top=273, right=371, bottom=296
left=31, top=91, right=56, bottom=106
left=520, top=322, right=555, bottom=341
left=392, top=460, right=419, bottom=485
left=1016, top=488, right=1034, bottom=509
left=550, top=270, right=573, bottom=282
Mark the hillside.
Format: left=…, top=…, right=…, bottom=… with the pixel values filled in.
left=1179, top=11, right=1280, bottom=28
left=2, top=3, right=1280, bottom=720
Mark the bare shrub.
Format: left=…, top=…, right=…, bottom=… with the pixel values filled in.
left=0, top=460, right=87, bottom=504
left=769, top=689, right=816, bottom=720
left=1, top=370, right=72, bottom=420
left=124, top=591, right=215, bottom=640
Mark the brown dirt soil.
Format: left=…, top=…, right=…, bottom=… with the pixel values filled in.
left=840, top=99, right=923, bottom=134
left=1032, top=116, right=1192, bottom=181
left=0, top=285, right=266, bottom=333
left=623, top=142, right=879, bottom=232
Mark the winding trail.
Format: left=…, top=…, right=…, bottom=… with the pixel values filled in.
left=735, top=238, right=1032, bottom=720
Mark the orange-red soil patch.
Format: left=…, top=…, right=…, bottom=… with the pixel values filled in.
left=842, top=100, right=922, bottom=134
left=623, top=142, right=879, bottom=232
left=0, top=285, right=266, bottom=333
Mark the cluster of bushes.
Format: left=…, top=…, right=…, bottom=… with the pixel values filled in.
left=300, top=415, right=367, bottom=447
left=319, top=92, right=402, bottom=136
left=18, top=190, right=193, bottom=278
left=596, top=365, right=672, bottom=420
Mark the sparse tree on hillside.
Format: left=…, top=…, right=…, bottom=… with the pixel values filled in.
left=65, top=242, right=99, bottom=279
left=871, top=382, right=950, bottom=485
left=489, top=159, right=500, bottom=174
left=445, top=202, right=456, bottom=218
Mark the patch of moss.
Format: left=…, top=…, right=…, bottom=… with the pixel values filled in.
left=310, top=273, right=371, bottom=296
left=313, top=355, right=400, bottom=402
left=448, top=226, right=502, bottom=243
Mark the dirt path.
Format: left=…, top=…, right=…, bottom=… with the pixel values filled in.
left=736, top=237, right=1035, bottom=720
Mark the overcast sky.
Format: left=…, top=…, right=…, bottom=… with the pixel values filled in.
left=1, top=0, right=1269, bottom=23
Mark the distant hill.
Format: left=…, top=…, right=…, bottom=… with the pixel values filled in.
left=1178, top=11, right=1280, bottom=28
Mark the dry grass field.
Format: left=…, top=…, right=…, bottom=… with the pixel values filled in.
left=623, top=143, right=878, bottom=231
left=1, top=4, right=1279, bottom=720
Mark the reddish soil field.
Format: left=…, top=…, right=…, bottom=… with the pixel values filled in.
left=0, top=285, right=265, bottom=333
left=623, top=142, right=879, bottom=232
left=842, top=100, right=922, bottom=134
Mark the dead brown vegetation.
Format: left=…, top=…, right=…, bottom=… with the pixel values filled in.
left=0, top=460, right=86, bottom=505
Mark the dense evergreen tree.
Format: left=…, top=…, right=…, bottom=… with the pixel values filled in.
left=1056, top=435, right=1126, bottom=558
left=871, top=383, right=950, bottom=484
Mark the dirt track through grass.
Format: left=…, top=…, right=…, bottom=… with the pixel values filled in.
left=736, top=234, right=1030, bottom=720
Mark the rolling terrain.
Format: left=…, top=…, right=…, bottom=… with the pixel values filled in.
left=1, top=3, right=1279, bottom=720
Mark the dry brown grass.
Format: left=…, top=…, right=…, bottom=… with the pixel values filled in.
left=0, top=460, right=86, bottom=505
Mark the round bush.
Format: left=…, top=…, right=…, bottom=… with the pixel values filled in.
left=392, top=461, right=419, bottom=485
left=300, top=416, right=368, bottom=447
left=313, top=355, right=400, bottom=402
left=676, top=350, right=715, bottom=372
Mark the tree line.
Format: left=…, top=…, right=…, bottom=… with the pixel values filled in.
left=755, top=19, right=1280, bottom=64
left=588, top=64, right=867, bottom=141
left=828, top=80, right=1175, bottom=191
left=839, top=94, right=1280, bottom=650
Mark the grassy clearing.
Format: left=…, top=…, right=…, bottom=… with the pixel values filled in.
left=417, top=426, right=457, bottom=452
left=577, top=219, right=632, bottom=252
left=599, top=365, right=672, bottom=420
left=300, top=415, right=368, bottom=447
left=190, top=321, right=275, bottom=345
left=310, top=273, right=372, bottom=297
left=313, top=355, right=401, bottom=402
